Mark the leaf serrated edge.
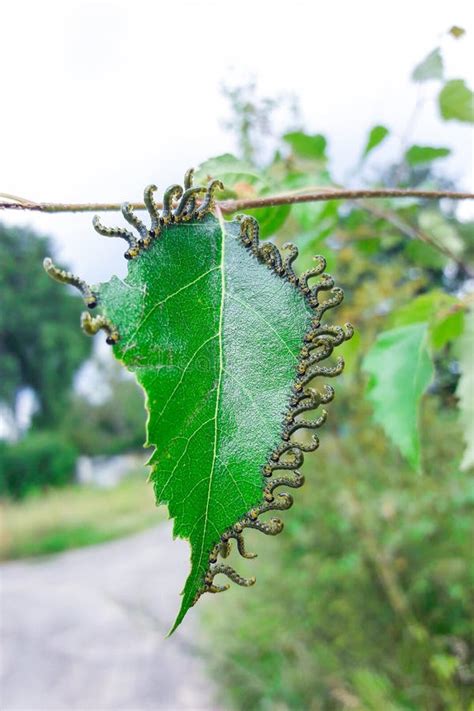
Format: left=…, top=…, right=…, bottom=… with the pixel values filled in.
left=193, top=214, right=354, bottom=605
left=42, top=170, right=354, bottom=616
left=42, top=170, right=226, bottom=344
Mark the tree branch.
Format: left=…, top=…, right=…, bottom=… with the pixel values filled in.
left=357, top=200, right=474, bottom=277
left=219, top=188, right=474, bottom=212
left=0, top=188, right=472, bottom=214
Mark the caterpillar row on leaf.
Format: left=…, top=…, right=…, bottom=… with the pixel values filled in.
left=44, top=169, right=353, bottom=633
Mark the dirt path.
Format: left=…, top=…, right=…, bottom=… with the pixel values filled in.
left=0, top=524, right=221, bottom=711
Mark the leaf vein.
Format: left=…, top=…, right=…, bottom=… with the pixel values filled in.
left=156, top=417, right=215, bottom=499
left=228, top=292, right=299, bottom=360
left=157, top=332, right=219, bottom=420
left=125, top=266, right=220, bottom=349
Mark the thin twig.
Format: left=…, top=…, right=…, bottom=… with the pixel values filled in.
left=0, top=188, right=472, bottom=214
left=358, top=200, right=474, bottom=276
left=1, top=188, right=472, bottom=270
left=220, top=188, right=474, bottom=212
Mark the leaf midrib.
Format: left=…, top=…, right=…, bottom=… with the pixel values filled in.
left=195, top=218, right=226, bottom=576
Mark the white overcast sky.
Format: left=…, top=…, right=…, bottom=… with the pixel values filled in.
left=1, top=0, right=473, bottom=284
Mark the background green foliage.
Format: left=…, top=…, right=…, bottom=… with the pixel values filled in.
left=0, top=227, right=145, bottom=498
left=0, top=224, right=91, bottom=428
left=201, top=35, right=474, bottom=710
left=204, top=411, right=473, bottom=710
left=0, top=431, right=77, bottom=500
left=61, top=363, right=145, bottom=457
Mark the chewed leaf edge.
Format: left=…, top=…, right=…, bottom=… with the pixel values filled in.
left=42, top=169, right=354, bottom=632
left=188, top=213, right=353, bottom=619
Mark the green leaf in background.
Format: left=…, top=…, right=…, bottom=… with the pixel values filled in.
left=196, top=154, right=290, bottom=237
left=430, top=308, right=464, bottom=350
left=362, top=125, right=389, bottom=158
left=404, top=240, right=446, bottom=270
left=430, top=654, right=459, bottom=682
left=412, top=48, right=443, bottom=82
left=351, top=670, right=404, bottom=711
left=405, top=145, right=451, bottom=165
left=194, top=153, right=262, bottom=188
left=390, top=292, right=442, bottom=328
left=418, top=210, right=464, bottom=259
left=194, top=153, right=266, bottom=201
left=291, top=221, right=338, bottom=277
left=44, top=173, right=351, bottom=632
left=456, top=309, right=474, bottom=471
left=439, top=80, right=474, bottom=123
left=245, top=203, right=291, bottom=238
left=338, top=329, right=362, bottom=376
left=448, top=25, right=466, bottom=39
left=283, top=131, right=327, bottom=160
left=288, top=201, right=340, bottom=275
left=362, top=323, right=434, bottom=470
left=389, top=291, right=465, bottom=350
left=281, top=168, right=336, bottom=237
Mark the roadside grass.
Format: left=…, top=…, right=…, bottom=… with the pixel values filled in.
left=0, top=473, right=162, bottom=560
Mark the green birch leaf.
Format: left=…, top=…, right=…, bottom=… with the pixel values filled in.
left=456, top=309, right=474, bottom=471
left=43, top=172, right=351, bottom=632
left=448, top=26, right=465, bottom=39
left=283, top=132, right=327, bottom=160
left=194, top=153, right=265, bottom=194
left=430, top=309, right=464, bottom=350
left=195, top=154, right=290, bottom=237
left=362, top=323, right=434, bottom=470
left=412, top=48, right=443, bottom=82
left=362, top=125, right=390, bottom=158
left=404, top=145, right=451, bottom=165
left=244, top=203, right=292, bottom=238
left=388, top=290, right=465, bottom=350
left=439, top=80, right=474, bottom=123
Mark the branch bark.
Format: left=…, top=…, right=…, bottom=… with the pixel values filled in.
left=0, top=188, right=472, bottom=214
left=1, top=187, right=472, bottom=271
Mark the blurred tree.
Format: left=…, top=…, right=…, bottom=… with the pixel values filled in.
left=0, top=224, right=92, bottom=431
left=62, top=356, right=146, bottom=456
left=0, top=430, right=77, bottom=499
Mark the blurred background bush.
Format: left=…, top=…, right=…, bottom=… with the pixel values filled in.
left=0, top=431, right=77, bottom=500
